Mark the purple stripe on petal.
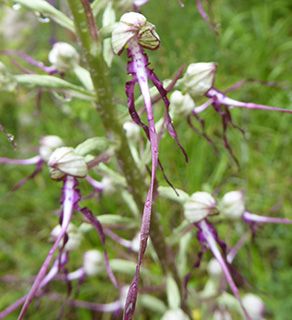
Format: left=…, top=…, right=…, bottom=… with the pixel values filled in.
left=17, top=176, right=76, bottom=320
left=79, top=207, right=119, bottom=288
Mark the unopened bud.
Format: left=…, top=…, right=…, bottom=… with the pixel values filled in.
left=39, top=135, right=64, bottom=161
left=123, top=121, right=140, bottom=141
left=112, top=12, right=160, bottom=54
left=48, top=147, right=88, bottom=179
left=83, top=250, right=103, bottom=276
left=48, top=42, right=79, bottom=72
left=212, top=310, right=232, bottom=320
left=161, top=309, right=190, bottom=320
left=207, top=258, right=223, bottom=278
left=181, top=62, right=217, bottom=98
left=220, top=191, right=245, bottom=220
left=184, top=192, right=216, bottom=223
left=170, top=90, right=195, bottom=117
left=242, top=294, right=265, bottom=320
left=0, top=62, right=17, bottom=91
left=120, top=285, right=130, bottom=308
left=51, top=223, right=82, bottom=251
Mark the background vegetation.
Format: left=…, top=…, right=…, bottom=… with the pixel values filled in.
left=0, top=0, right=292, bottom=318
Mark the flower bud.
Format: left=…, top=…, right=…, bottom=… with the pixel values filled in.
left=112, top=12, right=160, bottom=54
left=120, top=285, right=130, bottom=308
left=39, top=135, right=64, bottom=161
left=181, top=62, right=217, bottom=98
left=123, top=121, right=141, bottom=142
left=242, top=294, right=265, bottom=320
left=48, top=147, right=88, bottom=179
left=0, top=62, right=17, bottom=91
left=170, top=90, right=195, bottom=117
left=101, top=176, right=116, bottom=194
left=220, top=191, right=245, bottom=220
left=51, top=223, right=82, bottom=251
left=212, top=310, right=232, bottom=320
left=48, top=42, right=79, bottom=72
left=161, top=309, right=190, bottom=320
left=207, top=258, right=223, bottom=278
left=183, top=192, right=216, bottom=223
left=83, top=250, right=104, bottom=276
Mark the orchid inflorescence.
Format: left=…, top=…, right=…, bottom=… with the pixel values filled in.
left=1, top=1, right=292, bottom=320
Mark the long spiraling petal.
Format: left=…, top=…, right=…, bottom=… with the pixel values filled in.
left=123, top=41, right=159, bottom=320
left=17, top=176, right=77, bottom=320
left=197, top=220, right=251, bottom=320
left=80, top=207, right=119, bottom=288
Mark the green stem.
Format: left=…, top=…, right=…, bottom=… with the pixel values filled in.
left=67, top=0, right=188, bottom=314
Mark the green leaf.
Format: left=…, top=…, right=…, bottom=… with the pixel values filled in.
left=15, top=74, right=95, bottom=99
left=12, top=0, right=75, bottom=33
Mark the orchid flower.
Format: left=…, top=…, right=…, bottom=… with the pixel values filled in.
left=172, top=62, right=292, bottom=163
left=112, top=12, right=187, bottom=319
left=0, top=139, right=120, bottom=319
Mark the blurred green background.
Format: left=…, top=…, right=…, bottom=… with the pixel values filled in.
left=0, top=0, right=292, bottom=319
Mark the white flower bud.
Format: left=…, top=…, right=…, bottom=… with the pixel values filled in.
left=112, top=12, right=160, bottom=54
left=131, top=233, right=140, bottom=252
left=39, top=135, right=64, bottom=161
left=48, top=42, right=79, bottom=72
left=120, top=285, right=130, bottom=308
left=170, top=90, right=195, bottom=117
left=123, top=121, right=141, bottom=141
left=182, top=62, right=217, bottom=98
left=48, top=147, right=88, bottom=179
left=242, top=294, right=265, bottom=320
left=101, top=176, right=116, bottom=194
left=220, top=191, right=245, bottom=220
left=207, top=258, right=223, bottom=278
left=183, top=192, right=216, bottom=223
left=212, top=310, right=232, bottom=320
left=83, top=250, right=104, bottom=276
left=51, top=223, right=82, bottom=251
left=161, top=309, right=190, bottom=320
left=0, top=62, right=17, bottom=91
